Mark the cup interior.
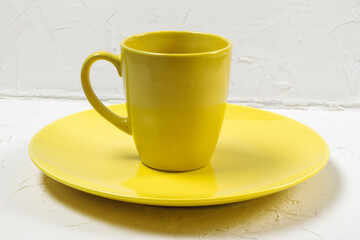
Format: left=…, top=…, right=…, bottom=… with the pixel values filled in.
left=122, top=31, right=231, bottom=55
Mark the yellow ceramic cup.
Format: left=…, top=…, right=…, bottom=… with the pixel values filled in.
left=81, top=31, right=232, bottom=171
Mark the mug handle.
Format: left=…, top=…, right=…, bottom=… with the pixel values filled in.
left=81, top=51, right=131, bottom=135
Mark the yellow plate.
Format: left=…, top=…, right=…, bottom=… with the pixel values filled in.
left=29, top=104, right=329, bottom=206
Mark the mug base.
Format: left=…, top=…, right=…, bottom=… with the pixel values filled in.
left=141, top=161, right=210, bottom=172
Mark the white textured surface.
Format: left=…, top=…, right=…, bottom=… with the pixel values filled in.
left=0, top=98, right=359, bottom=239
left=1, top=0, right=360, bottom=108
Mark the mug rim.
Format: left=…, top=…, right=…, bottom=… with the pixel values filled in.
left=120, top=31, right=232, bottom=57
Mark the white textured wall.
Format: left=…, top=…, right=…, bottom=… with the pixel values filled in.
left=1, top=0, right=360, bottom=108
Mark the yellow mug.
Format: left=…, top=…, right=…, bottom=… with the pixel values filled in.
left=81, top=31, right=232, bottom=171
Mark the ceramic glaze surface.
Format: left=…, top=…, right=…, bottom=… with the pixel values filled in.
left=81, top=31, right=232, bottom=171
left=29, top=104, right=329, bottom=207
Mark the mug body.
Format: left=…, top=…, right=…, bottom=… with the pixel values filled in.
left=121, top=31, right=232, bottom=171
